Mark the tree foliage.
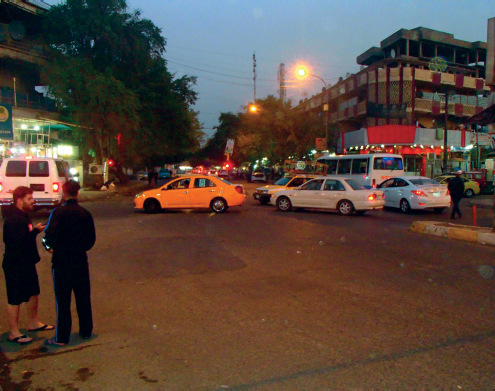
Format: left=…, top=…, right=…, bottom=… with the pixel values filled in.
left=42, top=0, right=200, bottom=171
left=199, top=95, right=328, bottom=166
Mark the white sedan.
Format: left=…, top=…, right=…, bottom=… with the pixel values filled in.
left=377, top=176, right=450, bottom=213
left=269, top=176, right=385, bottom=216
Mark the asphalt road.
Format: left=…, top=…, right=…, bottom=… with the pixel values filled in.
left=1, top=182, right=495, bottom=388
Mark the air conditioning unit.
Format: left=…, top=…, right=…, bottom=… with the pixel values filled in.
left=89, top=164, right=104, bottom=175
left=426, top=152, right=437, bottom=160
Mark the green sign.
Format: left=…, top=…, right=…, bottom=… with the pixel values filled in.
left=0, top=103, right=13, bottom=140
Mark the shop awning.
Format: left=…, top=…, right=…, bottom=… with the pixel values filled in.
left=466, top=103, right=495, bottom=125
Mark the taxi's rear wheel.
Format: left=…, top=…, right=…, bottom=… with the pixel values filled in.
left=337, top=200, right=354, bottom=216
left=465, top=189, right=474, bottom=198
left=144, top=198, right=161, bottom=214
left=211, top=198, right=227, bottom=213
left=277, top=196, right=292, bottom=212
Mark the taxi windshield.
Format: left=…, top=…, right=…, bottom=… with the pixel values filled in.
left=274, top=177, right=291, bottom=186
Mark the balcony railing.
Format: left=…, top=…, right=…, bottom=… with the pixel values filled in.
left=0, top=91, right=57, bottom=112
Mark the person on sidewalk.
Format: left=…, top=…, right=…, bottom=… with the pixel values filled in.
left=43, top=180, right=96, bottom=346
left=3, top=187, right=54, bottom=345
left=448, top=170, right=465, bottom=219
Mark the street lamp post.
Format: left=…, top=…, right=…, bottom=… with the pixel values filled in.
left=296, top=68, right=329, bottom=147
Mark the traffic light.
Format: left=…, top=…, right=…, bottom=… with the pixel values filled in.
left=107, top=159, right=114, bottom=166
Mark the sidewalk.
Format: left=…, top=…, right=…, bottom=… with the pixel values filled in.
left=78, top=180, right=149, bottom=203
left=411, top=220, right=495, bottom=246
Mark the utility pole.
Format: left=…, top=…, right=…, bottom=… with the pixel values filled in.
left=253, top=52, right=257, bottom=103
left=443, top=93, right=450, bottom=172
left=278, top=63, right=286, bottom=102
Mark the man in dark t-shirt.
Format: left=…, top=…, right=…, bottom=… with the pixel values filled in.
left=3, top=187, right=54, bottom=345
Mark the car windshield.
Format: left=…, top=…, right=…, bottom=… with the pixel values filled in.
left=274, top=177, right=291, bottom=186
left=219, top=179, right=232, bottom=185
left=345, top=179, right=365, bottom=190
left=409, top=178, right=439, bottom=185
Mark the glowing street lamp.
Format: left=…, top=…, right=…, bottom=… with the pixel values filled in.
left=249, top=105, right=257, bottom=113
left=296, top=67, right=329, bottom=145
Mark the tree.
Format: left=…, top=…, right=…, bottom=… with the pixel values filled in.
left=42, top=0, right=199, bottom=179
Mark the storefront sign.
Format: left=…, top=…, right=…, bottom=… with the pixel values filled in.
left=0, top=104, right=13, bottom=140
left=471, top=133, right=494, bottom=146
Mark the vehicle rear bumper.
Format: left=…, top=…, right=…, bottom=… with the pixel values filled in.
left=0, top=198, right=60, bottom=207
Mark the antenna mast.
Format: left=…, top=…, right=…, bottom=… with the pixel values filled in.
left=253, top=52, right=257, bottom=102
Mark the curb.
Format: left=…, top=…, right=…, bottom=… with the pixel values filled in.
left=410, top=221, right=495, bottom=246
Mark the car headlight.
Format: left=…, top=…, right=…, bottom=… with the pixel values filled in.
left=135, top=193, right=143, bottom=198
left=262, top=190, right=269, bottom=194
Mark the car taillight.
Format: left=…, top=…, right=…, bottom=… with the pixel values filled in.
left=235, top=185, right=243, bottom=194
left=372, top=179, right=376, bottom=188
left=53, top=183, right=59, bottom=192
left=411, top=190, right=426, bottom=196
left=447, top=189, right=450, bottom=195
left=367, top=194, right=377, bottom=200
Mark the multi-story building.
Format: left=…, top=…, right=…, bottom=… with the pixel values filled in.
left=0, top=0, right=72, bottom=159
left=300, top=27, right=493, bottom=176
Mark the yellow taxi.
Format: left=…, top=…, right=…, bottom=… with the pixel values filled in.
left=434, top=175, right=480, bottom=198
left=134, top=175, right=245, bottom=213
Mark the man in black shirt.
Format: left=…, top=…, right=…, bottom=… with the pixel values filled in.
left=43, top=180, right=96, bottom=346
left=448, top=170, right=465, bottom=219
left=3, top=186, right=53, bottom=345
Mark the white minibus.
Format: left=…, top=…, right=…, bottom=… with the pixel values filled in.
left=315, top=153, right=404, bottom=187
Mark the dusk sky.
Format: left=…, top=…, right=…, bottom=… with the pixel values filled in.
left=49, top=0, right=494, bottom=139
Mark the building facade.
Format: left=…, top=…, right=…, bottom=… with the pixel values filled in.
left=300, top=27, right=493, bottom=176
left=0, top=0, right=74, bottom=159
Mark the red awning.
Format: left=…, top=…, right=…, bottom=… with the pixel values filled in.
left=367, top=125, right=416, bottom=144
left=466, top=103, right=495, bottom=125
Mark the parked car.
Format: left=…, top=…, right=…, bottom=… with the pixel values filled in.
left=217, top=169, right=229, bottom=178
left=463, top=171, right=487, bottom=192
left=253, top=174, right=317, bottom=204
left=158, top=168, right=170, bottom=179
left=136, top=171, right=148, bottom=180
left=377, top=176, right=450, bottom=213
left=134, top=175, right=245, bottom=214
left=0, top=157, right=70, bottom=217
left=207, top=169, right=218, bottom=176
left=434, top=175, right=480, bottom=198
left=269, top=176, right=384, bottom=215
left=251, top=172, right=266, bottom=183
left=192, top=166, right=206, bottom=174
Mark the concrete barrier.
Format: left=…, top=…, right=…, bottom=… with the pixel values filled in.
left=411, top=221, right=495, bottom=246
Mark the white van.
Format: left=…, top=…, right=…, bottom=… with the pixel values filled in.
left=0, top=157, right=69, bottom=217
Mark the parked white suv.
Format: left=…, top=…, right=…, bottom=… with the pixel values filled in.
left=0, top=157, right=69, bottom=217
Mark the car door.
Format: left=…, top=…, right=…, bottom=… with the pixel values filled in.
left=321, top=179, right=346, bottom=209
left=391, top=178, right=409, bottom=206
left=378, top=178, right=396, bottom=207
left=292, top=179, right=324, bottom=207
left=189, top=177, right=217, bottom=207
left=161, top=178, right=191, bottom=207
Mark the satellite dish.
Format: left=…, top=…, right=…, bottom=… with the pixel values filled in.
left=9, top=22, right=25, bottom=41
left=345, top=72, right=351, bottom=79
left=391, top=49, right=396, bottom=58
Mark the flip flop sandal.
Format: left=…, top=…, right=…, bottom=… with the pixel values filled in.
left=44, top=338, right=66, bottom=347
left=8, top=335, right=33, bottom=345
left=28, top=324, right=55, bottom=332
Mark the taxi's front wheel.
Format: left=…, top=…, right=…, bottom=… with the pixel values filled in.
left=144, top=198, right=161, bottom=214
left=211, top=198, right=227, bottom=213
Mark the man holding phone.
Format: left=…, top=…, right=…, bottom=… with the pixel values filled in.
left=43, top=180, right=96, bottom=346
left=2, top=186, right=54, bottom=345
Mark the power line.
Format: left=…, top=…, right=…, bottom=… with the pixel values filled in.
left=169, top=68, right=254, bottom=87
left=167, top=59, right=276, bottom=82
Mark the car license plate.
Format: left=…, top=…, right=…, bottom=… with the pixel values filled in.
left=432, top=192, right=440, bottom=197
left=254, top=194, right=259, bottom=199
